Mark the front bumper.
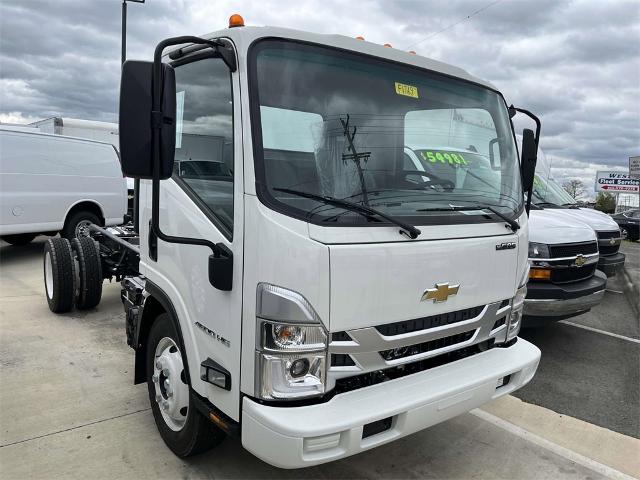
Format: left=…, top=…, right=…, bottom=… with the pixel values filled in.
left=598, top=252, right=625, bottom=277
left=241, top=339, right=540, bottom=469
left=523, top=270, right=607, bottom=324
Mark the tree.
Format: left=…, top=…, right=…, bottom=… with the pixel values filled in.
left=562, top=179, right=585, bottom=200
left=595, top=192, right=616, bottom=213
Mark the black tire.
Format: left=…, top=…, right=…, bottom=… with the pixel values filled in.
left=146, top=313, right=226, bottom=457
left=72, top=237, right=103, bottom=310
left=2, top=233, right=37, bottom=245
left=43, top=238, right=76, bottom=313
left=61, top=210, right=100, bottom=240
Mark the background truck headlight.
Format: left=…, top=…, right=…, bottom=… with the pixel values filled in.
left=255, top=284, right=327, bottom=400
left=528, top=242, right=550, bottom=258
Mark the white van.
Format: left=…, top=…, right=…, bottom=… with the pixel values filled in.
left=516, top=137, right=625, bottom=276
left=0, top=126, right=127, bottom=244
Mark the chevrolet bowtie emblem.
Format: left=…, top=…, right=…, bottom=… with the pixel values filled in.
left=574, top=254, right=586, bottom=267
left=421, top=282, right=460, bottom=303
left=609, top=237, right=617, bottom=246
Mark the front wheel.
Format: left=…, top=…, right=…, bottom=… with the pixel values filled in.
left=146, top=314, right=225, bottom=457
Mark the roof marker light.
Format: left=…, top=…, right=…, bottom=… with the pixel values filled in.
left=384, top=43, right=392, bottom=48
left=356, top=36, right=365, bottom=40
left=409, top=50, right=416, bottom=55
left=229, top=13, right=245, bottom=28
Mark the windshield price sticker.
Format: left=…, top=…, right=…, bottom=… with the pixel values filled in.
left=395, top=82, right=419, bottom=98
left=421, top=150, right=468, bottom=166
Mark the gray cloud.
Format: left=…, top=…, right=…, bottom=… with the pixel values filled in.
left=1, top=0, right=638, bottom=189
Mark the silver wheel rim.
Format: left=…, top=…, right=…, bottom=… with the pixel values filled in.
left=153, top=337, right=189, bottom=431
left=45, top=251, right=54, bottom=300
left=75, top=220, right=92, bottom=238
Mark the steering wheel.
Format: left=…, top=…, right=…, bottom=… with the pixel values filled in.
left=401, top=170, right=455, bottom=191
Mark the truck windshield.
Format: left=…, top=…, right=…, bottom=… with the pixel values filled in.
left=250, top=40, right=522, bottom=226
left=532, top=175, right=577, bottom=207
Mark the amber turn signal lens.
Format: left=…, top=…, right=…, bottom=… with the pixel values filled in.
left=229, top=13, right=245, bottom=28
left=356, top=36, right=365, bottom=40
left=529, top=268, right=551, bottom=280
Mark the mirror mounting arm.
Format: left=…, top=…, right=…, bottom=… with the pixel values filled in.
left=509, top=105, right=542, bottom=214
left=149, top=36, right=232, bottom=289
left=509, top=105, right=541, bottom=147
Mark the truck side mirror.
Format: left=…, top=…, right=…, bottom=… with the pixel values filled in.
left=520, top=128, right=538, bottom=193
left=119, top=60, right=176, bottom=180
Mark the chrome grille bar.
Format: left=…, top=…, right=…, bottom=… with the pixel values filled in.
left=327, top=300, right=511, bottom=388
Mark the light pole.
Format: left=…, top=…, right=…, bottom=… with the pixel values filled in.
left=121, top=0, right=145, bottom=66
left=121, top=0, right=145, bottom=231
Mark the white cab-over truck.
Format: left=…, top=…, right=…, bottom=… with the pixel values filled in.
left=42, top=18, right=542, bottom=468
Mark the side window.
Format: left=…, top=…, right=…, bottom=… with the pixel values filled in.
left=173, top=58, right=234, bottom=234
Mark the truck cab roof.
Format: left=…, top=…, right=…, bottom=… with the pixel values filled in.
left=172, top=25, right=497, bottom=92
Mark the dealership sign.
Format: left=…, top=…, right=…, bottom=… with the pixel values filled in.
left=595, top=171, right=639, bottom=193
left=630, top=156, right=640, bottom=180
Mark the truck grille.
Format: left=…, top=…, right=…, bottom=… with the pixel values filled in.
left=374, top=305, right=485, bottom=336
left=597, top=231, right=621, bottom=256
left=333, top=339, right=495, bottom=396
left=551, top=264, right=597, bottom=284
left=379, top=331, right=474, bottom=361
left=549, top=241, right=598, bottom=258
left=329, top=300, right=511, bottom=382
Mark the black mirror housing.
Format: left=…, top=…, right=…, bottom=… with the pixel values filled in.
left=520, top=128, right=538, bottom=193
left=119, top=60, right=176, bottom=180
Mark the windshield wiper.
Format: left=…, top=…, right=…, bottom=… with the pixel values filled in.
left=416, top=205, right=520, bottom=232
left=534, top=201, right=561, bottom=209
left=273, top=187, right=421, bottom=239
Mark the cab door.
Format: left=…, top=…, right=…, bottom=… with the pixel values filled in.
left=140, top=49, right=244, bottom=421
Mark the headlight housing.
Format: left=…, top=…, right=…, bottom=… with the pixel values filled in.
left=255, top=284, right=328, bottom=400
left=528, top=242, right=550, bottom=258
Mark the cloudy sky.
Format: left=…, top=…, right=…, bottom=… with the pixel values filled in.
left=1, top=0, right=638, bottom=197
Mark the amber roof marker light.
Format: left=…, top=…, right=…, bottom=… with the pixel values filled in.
left=229, top=13, right=245, bottom=28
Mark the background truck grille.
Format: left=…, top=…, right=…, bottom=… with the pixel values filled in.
left=549, top=241, right=598, bottom=258
left=597, top=231, right=621, bottom=256
left=374, top=305, right=485, bottom=336
left=551, top=264, right=597, bottom=284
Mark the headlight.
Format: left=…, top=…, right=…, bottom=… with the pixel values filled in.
left=255, top=284, right=327, bottom=400
left=507, top=284, right=527, bottom=341
left=528, top=242, right=550, bottom=258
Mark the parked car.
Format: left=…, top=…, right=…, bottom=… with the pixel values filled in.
left=0, top=125, right=127, bottom=245
left=611, top=209, right=640, bottom=241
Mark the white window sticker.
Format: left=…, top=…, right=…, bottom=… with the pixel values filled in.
left=175, top=90, right=185, bottom=148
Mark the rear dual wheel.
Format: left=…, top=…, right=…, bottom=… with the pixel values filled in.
left=43, top=237, right=103, bottom=313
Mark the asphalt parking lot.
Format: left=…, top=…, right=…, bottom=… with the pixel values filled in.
left=1, top=238, right=639, bottom=479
